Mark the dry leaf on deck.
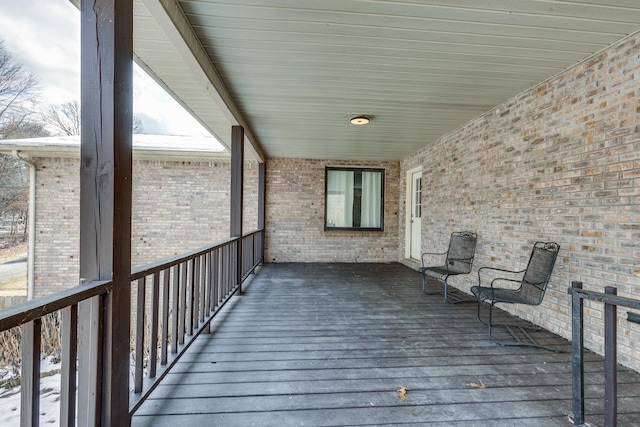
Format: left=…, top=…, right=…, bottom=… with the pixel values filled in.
left=465, top=379, right=486, bottom=389
left=397, top=386, right=410, bottom=400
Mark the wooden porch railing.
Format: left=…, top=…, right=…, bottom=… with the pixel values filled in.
left=0, top=229, right=263, bottom=426
left=242, top=228, right=264, bottom=281
left=569, top=281, right=640, bottom=427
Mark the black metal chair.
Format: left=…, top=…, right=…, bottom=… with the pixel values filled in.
left=419, top=231, right=477, bottom=303
left=471, top=241, right=562, bottom=352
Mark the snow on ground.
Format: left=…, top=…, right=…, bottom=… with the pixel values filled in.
left=0, top=357, right=62, bottom=426
left=0, top=355, right=145, bottom=426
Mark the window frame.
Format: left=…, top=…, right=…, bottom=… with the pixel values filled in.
left=324, top=167, right=385, bottom=231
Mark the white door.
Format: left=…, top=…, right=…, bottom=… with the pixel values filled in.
left=409, top=170, right=422, bottom=260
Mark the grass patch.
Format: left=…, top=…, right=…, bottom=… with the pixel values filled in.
left=0, top=239, right=28, bottom=296
left=0, top=241, right=27, bottom=264
left=0, top=273, right=27, bottom=295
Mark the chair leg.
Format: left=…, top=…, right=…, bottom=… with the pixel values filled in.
left=488, top=302, right=493, bottom=335
left=475, top=300, right=485, bottom=324
left=422, top=275, right=441, bottom=295
left=481, top=302, right=566, bottom=353
left=475, top=299, right=495, bottom=327
left=490, top=326, right=566, bottom=353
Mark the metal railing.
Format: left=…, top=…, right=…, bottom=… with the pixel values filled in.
left=568, top=281, right=640, bottom=427
left=0, top=229, right=264, bottom=425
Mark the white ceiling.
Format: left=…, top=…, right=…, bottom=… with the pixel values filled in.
left=133, top=0, right=640, bottom=161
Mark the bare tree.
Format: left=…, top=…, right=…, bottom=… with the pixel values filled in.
left=133, top=115, right=143, bottom=134
left=0, top=41, right=46, bottom=244
left=43, top=99, right=80, bottom=136
left=0, top=41, right=45, bottom=139
left=45, top=98, right=143, bottom=135
left=0, top=154, right=27, bottom=238
left=1, top=118, right=48, bottom=139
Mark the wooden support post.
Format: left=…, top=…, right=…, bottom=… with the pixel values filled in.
left=258, top=162, right=266, bottom=262
left=231, top=126, right=244, bottom=292
left=79, top=0, right=133, bottom=425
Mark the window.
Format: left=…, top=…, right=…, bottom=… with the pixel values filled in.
left=325, top=167, right=384, bottom=231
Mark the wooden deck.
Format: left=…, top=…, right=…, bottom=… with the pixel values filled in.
left=132, top=263, right=640, bottom=427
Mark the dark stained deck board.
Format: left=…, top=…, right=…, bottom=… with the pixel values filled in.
left=132, top=263, right=640, bottom=427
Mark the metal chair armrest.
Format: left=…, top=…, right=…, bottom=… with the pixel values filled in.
left=489, top=277, right=521, bottom=290
left=477, top=265, right=526, bottom=287
left=420, top=251, right=448, bottom=268
left=478, top=265, right=526, bottom=275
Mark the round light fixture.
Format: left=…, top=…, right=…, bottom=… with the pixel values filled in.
left=350, top=115, right=370, bottom=125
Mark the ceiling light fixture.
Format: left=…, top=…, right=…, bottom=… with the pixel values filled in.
left=350, top=115, right=370, bottom=125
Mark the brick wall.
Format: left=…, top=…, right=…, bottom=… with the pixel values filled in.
left=400, top=33, right=640, bottom=369
left=265, top=158, right=400, bottom=262
left=34, top=158, right=80, bottom=294
left=33, top=157, right=258, bottom=297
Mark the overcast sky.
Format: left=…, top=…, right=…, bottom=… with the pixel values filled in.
left=0, top=0, right=210, bottom=137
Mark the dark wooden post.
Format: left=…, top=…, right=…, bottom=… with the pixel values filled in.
left=79, top=0, right=133, bottom=425
left=258, top=162, right=266, bottom=262
left=231, top=126, right=244, bottom=292
left=604, top=286, right=618, bottom=427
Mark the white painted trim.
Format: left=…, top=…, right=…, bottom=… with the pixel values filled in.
left=405, top=166, right=422, bottom=260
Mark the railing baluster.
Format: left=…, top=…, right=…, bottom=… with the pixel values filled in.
left=188, top=258, right=196, bottom=336
left=230, top=241, right=235, bottom=293
left=213, top=248, right=219, bottom=310
left=570, top=281, right=585, bottom=426
left=179, top=261, right=187, bottom=345
left=204, top=251, right=211, bottom=318
left=60, top=305, right=78, bottom=427
left=253, top=233, right=258, bottom=271
left=77, top=295, right=104, bottom=427
left=161, top=268, right=170, bottom=365
left=254, top=233, right=258, bottom=266
left=21, top=319, right=42, bottom=427
left=247, top=234, right=252, bottom=276
left=134, top=277, right=146, bottom=393
left=222, top=245, right=227, bottom=298
left=200, top=254, right=206, bottom=323
left=172, top=264, right=179, bottom=353
left=193, top=256, right=200, bottom=328
left=230, top=242, right=235, bottom=293
left=149, top=272, right=160, bottom=378
left=604, top=286, right=617, bottom=427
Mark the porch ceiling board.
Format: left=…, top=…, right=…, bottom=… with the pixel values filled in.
left=135, top=0, right=640, bottom=160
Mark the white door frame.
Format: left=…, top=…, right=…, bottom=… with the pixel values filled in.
left=405, top=166, right=422, bottom=260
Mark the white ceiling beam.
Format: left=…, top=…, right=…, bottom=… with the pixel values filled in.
left=140, top=0, right=265, bottom=161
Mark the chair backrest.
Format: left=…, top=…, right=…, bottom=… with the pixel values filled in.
left=445, top=231, right=478, bottom=274
left=519, top=241, right=560, bottom=305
